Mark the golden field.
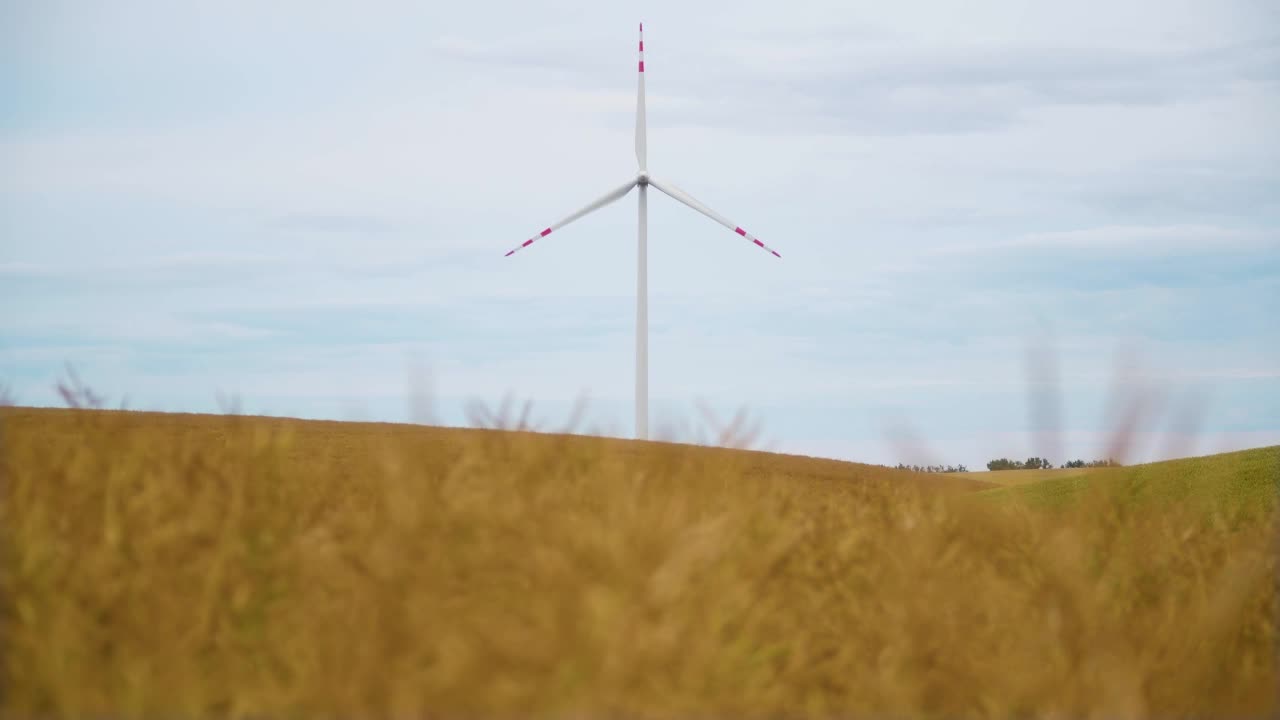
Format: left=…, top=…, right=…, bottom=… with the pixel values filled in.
left=1, top=405, right=1276, bottom=718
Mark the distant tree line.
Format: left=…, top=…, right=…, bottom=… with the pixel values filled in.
left=1060, top=458, right=1122, bottom=469
left=895, top=463, right=968, bottom=473
left=986, top=457, right=1053, bottom=471
left=986, top=457, right=1122, bottom=471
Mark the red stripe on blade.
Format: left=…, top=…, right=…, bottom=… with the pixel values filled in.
left=734, top=227, right=746, bottom=236
left=521, top=239, right=533, bottom=247
left=753, top=239, right=764, bottom=247
left=540, top=228, right=552, bottom=236
left=771, top=250, right=781, bottom=258
left=505, top=250, right=515, bottom=257
left=638, top=61, right=644, bottom=72
left=639, top=41, right=644, bottom=51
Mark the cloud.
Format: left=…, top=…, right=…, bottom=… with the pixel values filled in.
left=932, top=224, right=1278, bottom=258
left=634, top=37, right=1280, bottom=137
left=0, top=252, right=289, bottom=277
left=428, top=36, right=604, bottom=76
left=266, top=212, right=396, bottom=234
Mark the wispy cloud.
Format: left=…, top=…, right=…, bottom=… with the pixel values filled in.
left=266, top=212, right=397, bottom=234
left=632, top=37, right=1280, bottom=136
left=930, top=224, right=1278, bottom=258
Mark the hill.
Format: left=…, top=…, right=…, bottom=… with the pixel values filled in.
left=0, top=406, right=995, bottom=495
left=1, top=406, right=1275, bottom=718
left=979, top=445, right=1278, bottom=514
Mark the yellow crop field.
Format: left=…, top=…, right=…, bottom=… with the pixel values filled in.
left=2, top=406, right=1276, bottom=718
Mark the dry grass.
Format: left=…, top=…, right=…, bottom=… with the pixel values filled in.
left=1, top=405, right=1276, bottom=718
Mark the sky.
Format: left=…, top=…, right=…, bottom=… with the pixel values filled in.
left=2, top=0, right=1278, bottom=469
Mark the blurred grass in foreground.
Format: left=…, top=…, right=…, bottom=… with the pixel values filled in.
left=1, top=406, right=1276, bottom=718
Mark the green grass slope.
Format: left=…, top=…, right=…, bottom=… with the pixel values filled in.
left=978, top=445, right=1279, bottom=515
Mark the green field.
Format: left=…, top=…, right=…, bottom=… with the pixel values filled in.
left=2, top=406, right=1276, bottom=718
left=977, top=447, right=1278, bottom=523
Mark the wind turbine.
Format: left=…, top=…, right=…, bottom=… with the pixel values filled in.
left=503, top=23, right=782, bottom=441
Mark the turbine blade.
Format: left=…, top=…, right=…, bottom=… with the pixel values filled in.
left=503, top=179, right=637, bottom=257
left=635, top=22, right=647, bottom=171
left=648, top=176, right=783, bottom=258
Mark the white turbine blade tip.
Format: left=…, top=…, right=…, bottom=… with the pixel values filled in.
left=502, top=179, right=636, bottom=257
left=734, top=226, right=783, bottom=258
left=650, top=177, right=785, bottom=258
left=635, top=21, right=647, bottom=170
left=504, top=227, right=553, bottom=256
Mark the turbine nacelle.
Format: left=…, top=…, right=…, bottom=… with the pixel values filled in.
left=637, top=171, right=650, bottom=186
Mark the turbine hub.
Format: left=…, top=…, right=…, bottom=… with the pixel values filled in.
left=637, top=171, right=650, bottom=185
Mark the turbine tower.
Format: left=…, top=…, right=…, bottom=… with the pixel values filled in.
left=504, top=23, right=782, bottom=441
